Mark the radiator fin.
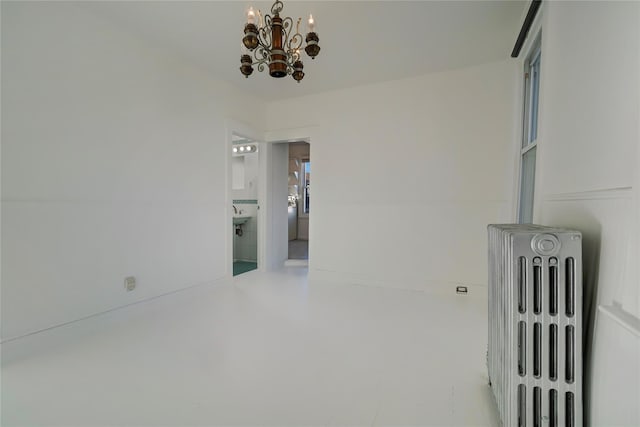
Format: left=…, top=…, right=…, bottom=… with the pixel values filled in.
left=550, top=389, right=558, bottom=427
left=550, top=324, right=558, bottom=381
left=549, top=259, right=558, bottom=315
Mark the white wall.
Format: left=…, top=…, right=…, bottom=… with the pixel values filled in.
left=535, top=2, right=640, bottom=425
left=1, top=2, right=266, bottom=340
left=266, top=143, right=290, bottom=269
left=265, top=60, right=519, bottom=292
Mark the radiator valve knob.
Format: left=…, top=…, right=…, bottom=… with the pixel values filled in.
left=532, top=233, right=561, bottom=256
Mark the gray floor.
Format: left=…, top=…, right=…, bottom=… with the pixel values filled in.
left=288, top=239, right=308, bottom=259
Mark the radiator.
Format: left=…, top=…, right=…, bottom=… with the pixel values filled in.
left=487, top=224, right=583, bottom=427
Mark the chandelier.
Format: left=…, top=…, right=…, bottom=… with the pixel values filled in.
left=240, top=0, right=321, bottom=83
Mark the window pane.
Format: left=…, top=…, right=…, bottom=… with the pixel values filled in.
left=529, top=55, right=541, bottom=143
left=303, top=162, right=310, bottom=214
left=519, top=147, right=536, bottom=223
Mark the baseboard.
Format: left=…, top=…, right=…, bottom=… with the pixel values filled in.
left=0, top=277, right=229, bottom=344
left=308, top=268, right=487, bottom=297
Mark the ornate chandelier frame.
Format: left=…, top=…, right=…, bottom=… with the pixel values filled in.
left=240, top=0, right=320, bottom=83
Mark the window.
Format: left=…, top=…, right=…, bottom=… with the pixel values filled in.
left=302, top=161, right=310, bottom=214
left=518, top=42, right=541, bottom=224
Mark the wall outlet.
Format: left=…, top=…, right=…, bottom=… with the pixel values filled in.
left=456, top=285, right=468, bottom=295
left=124, top=276, right=136, bottom=292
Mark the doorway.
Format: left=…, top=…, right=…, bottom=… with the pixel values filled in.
left=259, top=130, right=314, bottom=272
left=231, top=133, right=259, bottom=276
left=287, top=142, right=310, bottom=260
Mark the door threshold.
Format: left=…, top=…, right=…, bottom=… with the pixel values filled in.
left=284, top=259, right=308, bottom=267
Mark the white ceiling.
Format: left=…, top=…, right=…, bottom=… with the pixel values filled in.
left=80, top=1, right=526, bottom=101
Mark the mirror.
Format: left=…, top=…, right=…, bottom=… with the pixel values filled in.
left=232, top=156, right=245, bottom=190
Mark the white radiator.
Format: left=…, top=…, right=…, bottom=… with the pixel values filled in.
left=487, top=224, right=583, bottom=427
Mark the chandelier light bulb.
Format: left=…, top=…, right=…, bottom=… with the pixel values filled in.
left=257, top=9, right=264, bottom=27
left=247, top=7, right=256, bottom=25
left=308, top=14, right=315, bottom=33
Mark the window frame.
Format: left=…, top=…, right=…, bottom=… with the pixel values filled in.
left=517, top=35, right=542, bottom=224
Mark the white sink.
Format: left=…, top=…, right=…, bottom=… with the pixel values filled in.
left=233, top=216, right=250, bottom=225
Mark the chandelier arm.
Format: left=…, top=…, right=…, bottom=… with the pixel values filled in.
left=288, top=17, right=303, bottom=59
left=280, top=16, right=292, bottom=62
left=251, top=46, right=269, bottom=73
left=281, top=16, right=293, bottom=33
left=287, top=32, right=304, bottom=58
left=258, top=14, right=273, bottom=48
left=256, top=61, right=268, bottom=73
left=281, top=16, right=302, bottom=66
left=256, top=33, right=270, bottom=54
left=253, top=46, right=270, bottom=64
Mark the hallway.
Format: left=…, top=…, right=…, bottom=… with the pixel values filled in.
left=288, top=239, right=309, bottom=260
left=1, top=267, right=497, bottom=426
